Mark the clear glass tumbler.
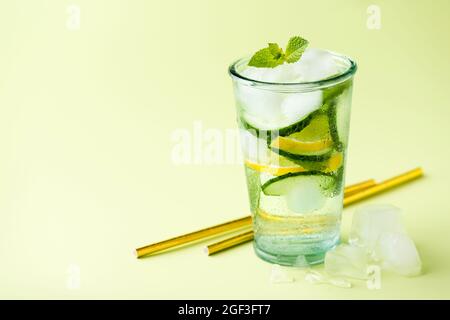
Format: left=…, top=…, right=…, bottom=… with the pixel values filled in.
left=229, top=51, right=357, bottom=266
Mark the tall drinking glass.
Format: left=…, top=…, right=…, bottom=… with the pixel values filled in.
left=229, top=51, right=357, bottom=266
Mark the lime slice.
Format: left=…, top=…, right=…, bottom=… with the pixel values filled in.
left=289, top=113, right=332, bottom=144
left=270, top=114, right=333, bottom=157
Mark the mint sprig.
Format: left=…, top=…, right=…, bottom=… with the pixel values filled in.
left=248, top=36, right=309, bottom=68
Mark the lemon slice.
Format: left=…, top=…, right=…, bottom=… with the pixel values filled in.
left=245, top=151, right=343, bottom=176
left=324, top=152, right=343, bottom=172
left=244, top=159, right=306, bottom=176
left=245, top=150, right=306, bottom=176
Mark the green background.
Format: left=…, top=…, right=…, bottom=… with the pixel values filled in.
left=0, top=0, right=449, bottom=299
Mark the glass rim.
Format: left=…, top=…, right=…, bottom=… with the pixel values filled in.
left=228, top=50, right=357, bottom=92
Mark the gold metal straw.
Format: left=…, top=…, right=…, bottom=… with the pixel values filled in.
left=204, top=230, right=254, bottom=256
left=135, top=216, right=252, bottom=258
left=205, top=167, right=423, bottom=256
left=135, top=179, right=374, bottom=258
left=343, top=167, right=423, bottom=206
left=344, top=179, right=376, bottom=197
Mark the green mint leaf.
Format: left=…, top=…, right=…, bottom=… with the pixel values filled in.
left=248, top=36, right=309, bottom=68
left=248, top=45, right=285, bottom=68
left=285, top=36, right=309, bottom=63
left=268, top=43, right=282, bottom=57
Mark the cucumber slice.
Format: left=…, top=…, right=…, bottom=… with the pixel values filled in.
left=262, top=171, right=336, bottom=197
left=241, top=112, right=313, bottom=138
left=271, top=148, right=333, bottom=162
left=335, top=90, right=351, bottom=146
left=241, top=112, right=310, bottom=133
left=323, top=79, right=352, bottom=150
left=327, top=101, right=341, bottom=151
left=333, top=166, right=345, bottom=195
left=327, top=94, right=351, bottom=150
left=323, top=79, right=352, bottom=102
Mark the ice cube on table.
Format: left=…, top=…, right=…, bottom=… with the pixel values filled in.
left=285, top=179, right=327, bottom=214
left=375, top=232, right=422, bottom=277
left=324, top=244, right=370, bottom=279
left=349, top=204, right=406, bottom=250
left=328, top=277, right=352, bottom=288
left=270, top=264, right=295, bottom=284
left=304, top=270, right=325, bottom=284
left=305, top=270, right=352, bottom=288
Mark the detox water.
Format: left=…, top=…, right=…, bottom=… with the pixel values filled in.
left=229, top=45, right=356, bottom=266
